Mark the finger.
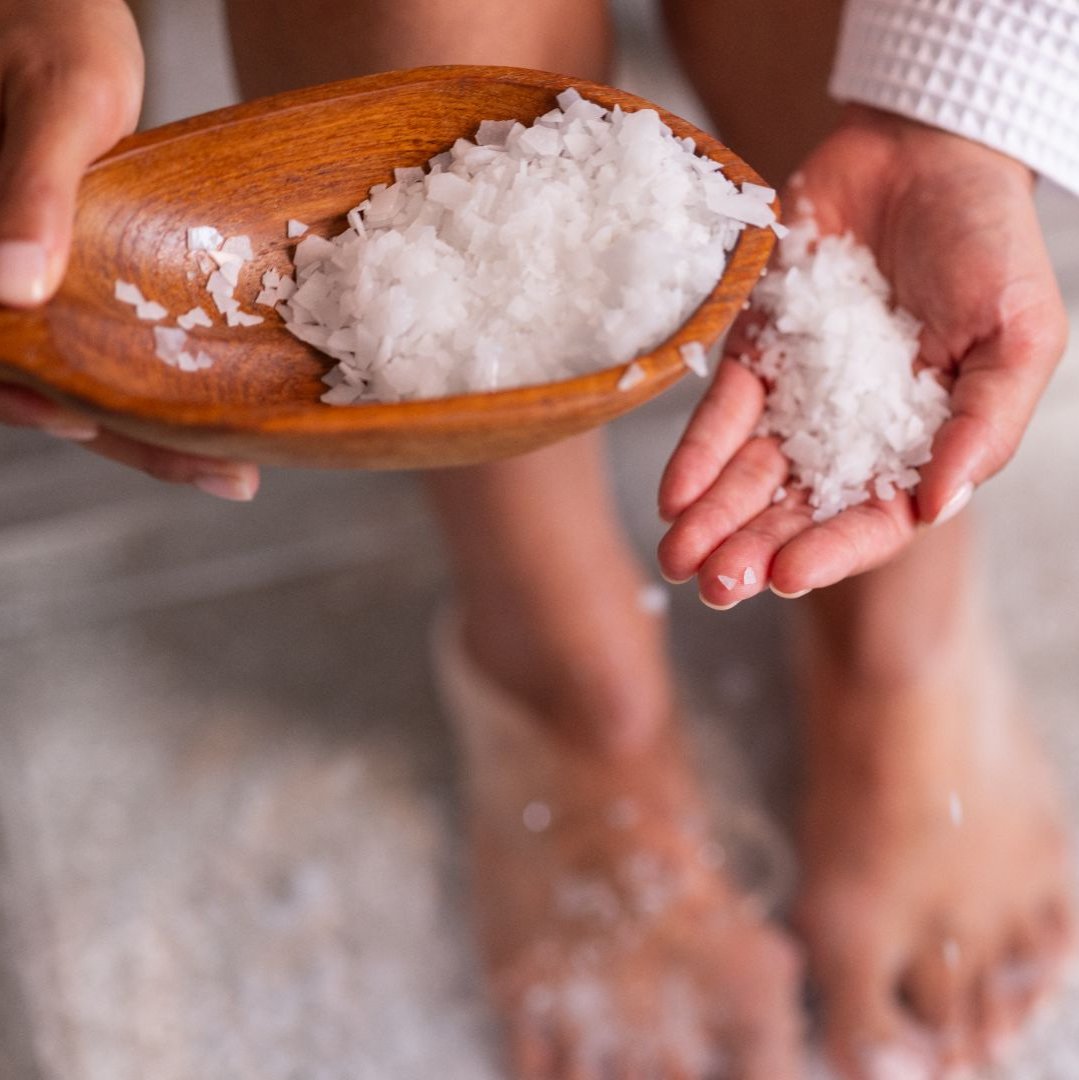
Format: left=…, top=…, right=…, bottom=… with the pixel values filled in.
left=696, top=497, right=816, bottom=609
left=916, top=292, right=1068, bottom=524
left=80, top=428, right=260, bottom=502
left=0, top=48, right=142, bottom=306
left=0, top=382, right=99, bottom=440
left=769, top=493, right=918, bottom=595
left=657, top=436, right=788, bottom=584
left=658, top=355, right=765, bottom=522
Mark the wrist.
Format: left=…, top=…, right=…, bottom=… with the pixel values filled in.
left=835, top=104, right=1036, bottom=191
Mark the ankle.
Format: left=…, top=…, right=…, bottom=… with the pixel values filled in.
left=459, top=595, right=676, bottom=757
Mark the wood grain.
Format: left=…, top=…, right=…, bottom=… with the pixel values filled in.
left=0, top=65, right=775, bottom=470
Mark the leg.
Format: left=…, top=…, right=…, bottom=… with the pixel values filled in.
left=225, top=7, right=805, bottom=1076
left=795, top=516, right=1074, bottom=1075
left=663, top=1, right=1075, bottom=1072
left=661, top=0, right=843, bottom=184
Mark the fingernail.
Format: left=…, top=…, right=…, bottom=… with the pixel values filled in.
left=659, top=568, right=693, bottom=585
left=699, top=593, right=739, bottom=611
left=769, top=585, right=811, bottom=599
left=0, top=241, right=48, bottom=306
left=40, top=421, right=99, bottom=442
left=933, top=481, right=973, bottom=526
left=194, top=474, right=257, bottom=502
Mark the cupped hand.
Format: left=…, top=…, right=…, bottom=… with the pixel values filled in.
left=658, top=106, right=1067, bottom=605
left=0, top=0, right=258, bottom=501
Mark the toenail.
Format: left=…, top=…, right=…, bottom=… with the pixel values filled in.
left=859, top=1042, right=933, bottom=1080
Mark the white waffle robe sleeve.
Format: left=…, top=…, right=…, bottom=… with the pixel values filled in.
left=830, top=1, right=1079, bottom=195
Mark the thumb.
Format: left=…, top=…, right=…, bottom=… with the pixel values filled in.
left=0, top=54, right=142, bottom=307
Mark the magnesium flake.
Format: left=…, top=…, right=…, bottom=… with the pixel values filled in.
left=276, top=88, right=775, bottom=403
left=747, top=218, right=950, bottom=522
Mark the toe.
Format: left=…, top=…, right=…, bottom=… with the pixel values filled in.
left=509, top=1018, right=559, bottom=1079
left=898, top=937, right=980, bottom=1068
left=816, top=954, right=934, bottom=1080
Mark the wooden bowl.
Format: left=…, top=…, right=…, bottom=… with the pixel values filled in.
left=0, top=65, right=775, bottom=469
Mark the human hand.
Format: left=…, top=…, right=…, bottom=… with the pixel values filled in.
left=658, top=106, right=1067, bottom=605
left=0, top=0, right=258, bottom=500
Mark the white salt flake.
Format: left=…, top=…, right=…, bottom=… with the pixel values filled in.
left=275, top=92, right=750, bottom=403
left=287, top=219, right=309, bottom=239
left=772, top=485, right=787, bottom=504
left=742, top=566, right=757, bottom=586
left=177, top=306, right=213, bottom=330
left=114, top=280, right=145, bottom=306
left=134, top=300, right=168, bottom=322
left=617, top=361, right=646, bottom=391
left=747, top=215, right=950, bottom=522
left=211, top=292, right=240, bottom=316
left=741, top=182, right=777, bottom=202
left=153, top=326, right=188, bottom=367
left=206, top=269, right=237, bottom=295
left=717, top=574, right=738, bottom=590
left=680, top=342, right=709, bottom=378
left=187, top=226, right=224, bottom=252
left=208, top=249, right=244, bottom=271
left=221, top=234, right=254, bottom=260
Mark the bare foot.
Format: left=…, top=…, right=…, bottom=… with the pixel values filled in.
left=435, top=615, right=805, bottom=1079
left=796, top=616, right=1076, bottom=1077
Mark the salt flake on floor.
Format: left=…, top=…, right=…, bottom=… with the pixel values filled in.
left=637, top=582, right=669, bottom=615
left=522, top=801, right=552, bottom=833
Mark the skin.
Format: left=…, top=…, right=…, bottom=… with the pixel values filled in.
left=656, top=107, right=1068, bottom=600
left=661, top=3, right=1076, bottom=1071
left=0, top=0, right=258, bottom=499
left=1, top=0, right=1074, bottom=1075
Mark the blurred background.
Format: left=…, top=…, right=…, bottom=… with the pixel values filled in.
left=1, top=1, right=1077, bottom=1076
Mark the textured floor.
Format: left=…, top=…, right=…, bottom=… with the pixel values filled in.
left=1, top=2, right=1078, bottom=1077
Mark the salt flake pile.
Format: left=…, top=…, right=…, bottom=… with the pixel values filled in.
left=275, top=88, right=776, bottom=403
left=748, top=219, right=950, bottom=521
left=114, top=227, right=267, bottom=372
